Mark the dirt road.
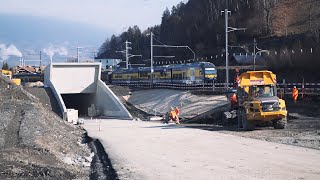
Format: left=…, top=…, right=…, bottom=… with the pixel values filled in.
left=83, top=120, right=320, bottom=180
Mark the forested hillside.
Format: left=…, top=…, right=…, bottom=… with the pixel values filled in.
left=97, top=0, right=320, bottom=71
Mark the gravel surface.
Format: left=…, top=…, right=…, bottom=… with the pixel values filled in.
left=109, top=85, right=227, bottom=120
left=24, top=87, right=62, bottom=117
left=0, top=74, right=92, bottom=179
left=219, top=97, right=320, bottom=150
left=83, top=120, right=320, bottom=180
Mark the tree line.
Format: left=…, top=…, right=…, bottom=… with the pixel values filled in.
left=97, top=0, right=320, bottom=69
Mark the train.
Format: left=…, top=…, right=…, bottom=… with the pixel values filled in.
left=101, top=62, right=217, bottom=84
left=12, top=73, right=43, bottom=82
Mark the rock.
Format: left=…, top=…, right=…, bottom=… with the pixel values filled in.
left=82, top=162, right=91, bottom=167
left=63, top=157, right=75, bottom=165
left=84, top=152, right=94, bottom=163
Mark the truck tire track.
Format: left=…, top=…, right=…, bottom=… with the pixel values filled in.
left=4, top=109, right=24, bottom=148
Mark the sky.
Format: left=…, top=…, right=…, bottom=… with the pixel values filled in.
left=0, top=0, right=185, bottom=34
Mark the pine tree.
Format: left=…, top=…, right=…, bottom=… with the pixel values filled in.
left=1, top=62, right=9, bottom=70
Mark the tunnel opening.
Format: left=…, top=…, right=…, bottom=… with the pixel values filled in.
left=61, top=93, right=96, bottom=116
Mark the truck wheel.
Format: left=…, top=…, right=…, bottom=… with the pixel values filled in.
left=241, top=110, right=255, bottom=131
left=273, top=117, right=287, bottom=129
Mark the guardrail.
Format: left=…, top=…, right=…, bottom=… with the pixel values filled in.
left=106, top=82, right=320, bottom=95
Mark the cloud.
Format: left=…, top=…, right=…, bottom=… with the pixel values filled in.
left=43, top=46, right=68, bottom=62
left=0, top=43, right=23, bottom=60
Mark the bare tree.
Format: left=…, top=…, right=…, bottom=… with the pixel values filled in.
left=262, top=0, right=279, bottom=35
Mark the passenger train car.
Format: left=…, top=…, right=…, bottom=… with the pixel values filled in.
left=101, top=62, right=217, bottom=84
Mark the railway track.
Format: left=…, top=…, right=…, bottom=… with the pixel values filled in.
left=107, top=82, right=320, bottom=95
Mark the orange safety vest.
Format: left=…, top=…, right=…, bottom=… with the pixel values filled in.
left=292, top=88, right=298, bottom=100
left=231, top=93, right=237, bottom=106
left=175, top=108, right=180, bottom=115
left=170, top=110, right=177, bottom=119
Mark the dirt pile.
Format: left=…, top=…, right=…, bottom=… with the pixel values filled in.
left=0, top=74, right=91, bottom=179
left=109, top=85, right=228, bottom=121
left=128, top=89, right=226, bottom=119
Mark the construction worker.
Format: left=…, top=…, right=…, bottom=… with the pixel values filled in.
left=169, top=107, right=179, bottom=124
left=292, top=86, right=298, bottom=104
left=234, top=75, right=239, bottom=89
left=230, top=93, right=238, bottom=110
left=175, top=107, right=180, bottom=124
left=258, top=87, right=265, bottom=96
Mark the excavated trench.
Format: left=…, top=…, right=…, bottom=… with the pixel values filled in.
left=82, top=132, right=118, bottom=180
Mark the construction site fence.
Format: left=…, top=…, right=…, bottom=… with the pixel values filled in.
left=106, top=82, right=320, bottom=95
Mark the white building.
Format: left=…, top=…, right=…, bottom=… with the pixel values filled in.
left=95, top=59, right=122, bottom=70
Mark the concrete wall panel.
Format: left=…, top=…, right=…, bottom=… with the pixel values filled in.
left=51, top=65, right=98, bottom=94
left=96, top=80, right=132, bottom=118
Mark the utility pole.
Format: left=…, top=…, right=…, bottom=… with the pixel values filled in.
left=40, top=51, right=42, bottom=67
left=150, top=32, right=154, bottom=87
left=116, top=41, right=141, bottom=69
left=221, top=9, right=231, bottom=92
left=253, top=38, right=256, bottom=70
left=77, top=47, right=82, bottom=63
left=125, top=41, right=132, bottom=69
left=221, top=7, right=246, bottom=93
left=77, top=48, right=79, bottom=63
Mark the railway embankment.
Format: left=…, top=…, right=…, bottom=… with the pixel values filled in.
left=109, top=85, right=228, bottom=121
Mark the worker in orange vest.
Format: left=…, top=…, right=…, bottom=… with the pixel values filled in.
left=175, top=106, right=180, bottom=124
left=169, top=107, right=180, bottom=124
left=292, top=86, right=298, bottom=104
left=230, top=93, right=238, bottom=110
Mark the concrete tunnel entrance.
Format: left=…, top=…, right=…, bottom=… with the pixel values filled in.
left=44, top=63, right=132, bottom=120
left=61, top=93, right=96, bottom=116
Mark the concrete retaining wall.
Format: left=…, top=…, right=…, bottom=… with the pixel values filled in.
left=44, top=65, right=67, bottom=117
left=96, top=80, right=132, bottom=119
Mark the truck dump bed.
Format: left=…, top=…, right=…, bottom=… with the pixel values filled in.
left=238, top=71, right=277, bottom=87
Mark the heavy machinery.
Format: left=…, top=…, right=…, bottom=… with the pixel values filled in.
left=0, top=70, right=12, bottom=79
left=1, top=70, right=21, bottom=85
left=237, top=70, right=287, bottom=130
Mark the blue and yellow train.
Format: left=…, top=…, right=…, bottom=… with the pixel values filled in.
left=102, top=62, right=217, bottom=84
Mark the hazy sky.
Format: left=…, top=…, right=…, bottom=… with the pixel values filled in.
left=0, top=0, right=185, bottom=33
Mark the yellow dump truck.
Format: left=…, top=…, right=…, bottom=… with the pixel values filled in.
left=1, top=70, right=21, bottom=85
left=237, top=70, right=287, bottom=130
left=0, top=70, right=12, bottom=79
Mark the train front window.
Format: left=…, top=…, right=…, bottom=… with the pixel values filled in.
left=205, top=68, right=217, bottom=75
